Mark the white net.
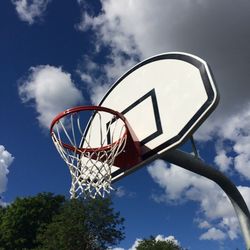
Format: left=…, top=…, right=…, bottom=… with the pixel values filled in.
left=51, top=109, right=127, bottom=198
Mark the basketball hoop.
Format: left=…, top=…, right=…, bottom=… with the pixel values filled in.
left=50, top=106, right=141, bottom=199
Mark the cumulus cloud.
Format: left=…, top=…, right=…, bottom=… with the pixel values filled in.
left=147, top=160, right=250, bottom=241
left=219, top=217, right=239, bottom=240
left=114, top=186, right=126, bottom=198
left=214, top=149, right=233, bottom=173
left=200, top=228, right=226, bottom=241
left=114, top=186, right=136, bottom=199
left=76, top=1, right=140, bottom=104
left=12, top=0, right=51, bottom=25
left=77, top=62, right=110, bottom=104
left=148, top=160, right=234, bottom=219
left=18, top=65, right=84, bottom=129
left=77, top=53, right=137, bottom=104
left=198, top=220, right=211, bottom=229
left=155, top=235, right=180, bottom=246
left=0, top=145, right=14, bottom=205
left=128, top=239, right=140, bottom=250
left=208, top=104, right=250, bottom=180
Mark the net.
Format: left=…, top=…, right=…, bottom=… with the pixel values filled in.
left=50, top=106, right=128, bottom=199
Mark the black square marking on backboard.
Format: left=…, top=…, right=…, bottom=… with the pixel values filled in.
left=106, top=89, right=163, bottom=146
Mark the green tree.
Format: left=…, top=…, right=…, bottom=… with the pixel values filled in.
left=136, top=236, right=184, bottom=250
left=36, top=197, right=125, bottom=250
left=0, top=193, right=124, bottom=250
left=0, top=205, right=7, bottom=249
left=0, top=192, right=65, bottom=250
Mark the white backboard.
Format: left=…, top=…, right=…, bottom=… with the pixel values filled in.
left=93, top=52, right=219, bottom=181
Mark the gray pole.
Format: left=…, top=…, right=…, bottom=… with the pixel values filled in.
left=160, top=149, right=250, bottom=250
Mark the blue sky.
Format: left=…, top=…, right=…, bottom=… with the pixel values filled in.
left=1, top=1, right=250, bottom=249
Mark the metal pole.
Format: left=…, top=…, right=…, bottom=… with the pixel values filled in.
left=160, top=149, right=250, bottom=250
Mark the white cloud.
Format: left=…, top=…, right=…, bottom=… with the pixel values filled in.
left=114, top=186, right=136, bottom=199
left=234, top=154, right=250, bottom=179
left=193, top=105, right=250, bottom=183
left=198, top=220, right=211, bottom=229
left=77, top=60, right=110, bottom=105
left=76, top=2, right=140, bottom=104
left=219, top=217, right=239, bottom=240
left=128, top=239, right=140, bottom=250
left=210, top=104, right=250, bottom=180
left=77, top=3, right=140, bottom=57
left=18, top=65, right=84, bottom=129
left=12, top=0, right=51, bottom=25
left=200, top=228, right=226, bottom=241
left=0, top=145, right=14, bottom=205
left=148, top=160, right=234, bottom=219
left=147, top=160, right=250, bottom=241
left=78, top=69, right=110, bottom=105
left=77, top=53, right=137, bottom=104
left=114, top=186, right=126, bottom=198
left=214, top=149, right=233, bottom=173
left=155, top=234, right=180, bottom=246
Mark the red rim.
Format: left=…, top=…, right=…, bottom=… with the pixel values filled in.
left=50, top=106, right=127, bottom=134
left=50, top=105, right=128, bottom=153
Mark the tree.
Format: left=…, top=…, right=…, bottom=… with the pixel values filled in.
left=0, top=192, right=65, bottom=250
left=36, top=197, right=125, bottom=250
left=0, top=205, right=6, bottom=249
left=136, top=236, right=184, bottom=250
left=83, top=197, right=125, bottom=248
left=0, top=193, right=124, bottom=250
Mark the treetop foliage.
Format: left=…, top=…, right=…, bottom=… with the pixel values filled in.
left=0, top=193, right=124, bottom=250
left=136, top=236, right=184, bottom=250
left=0, top=192, right=65, bottom=250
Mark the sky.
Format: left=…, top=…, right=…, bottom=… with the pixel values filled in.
left=1, top=0, right=250, bottom=249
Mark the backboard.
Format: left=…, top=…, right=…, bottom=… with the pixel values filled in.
left=96, top=52, right=219, bottom=181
